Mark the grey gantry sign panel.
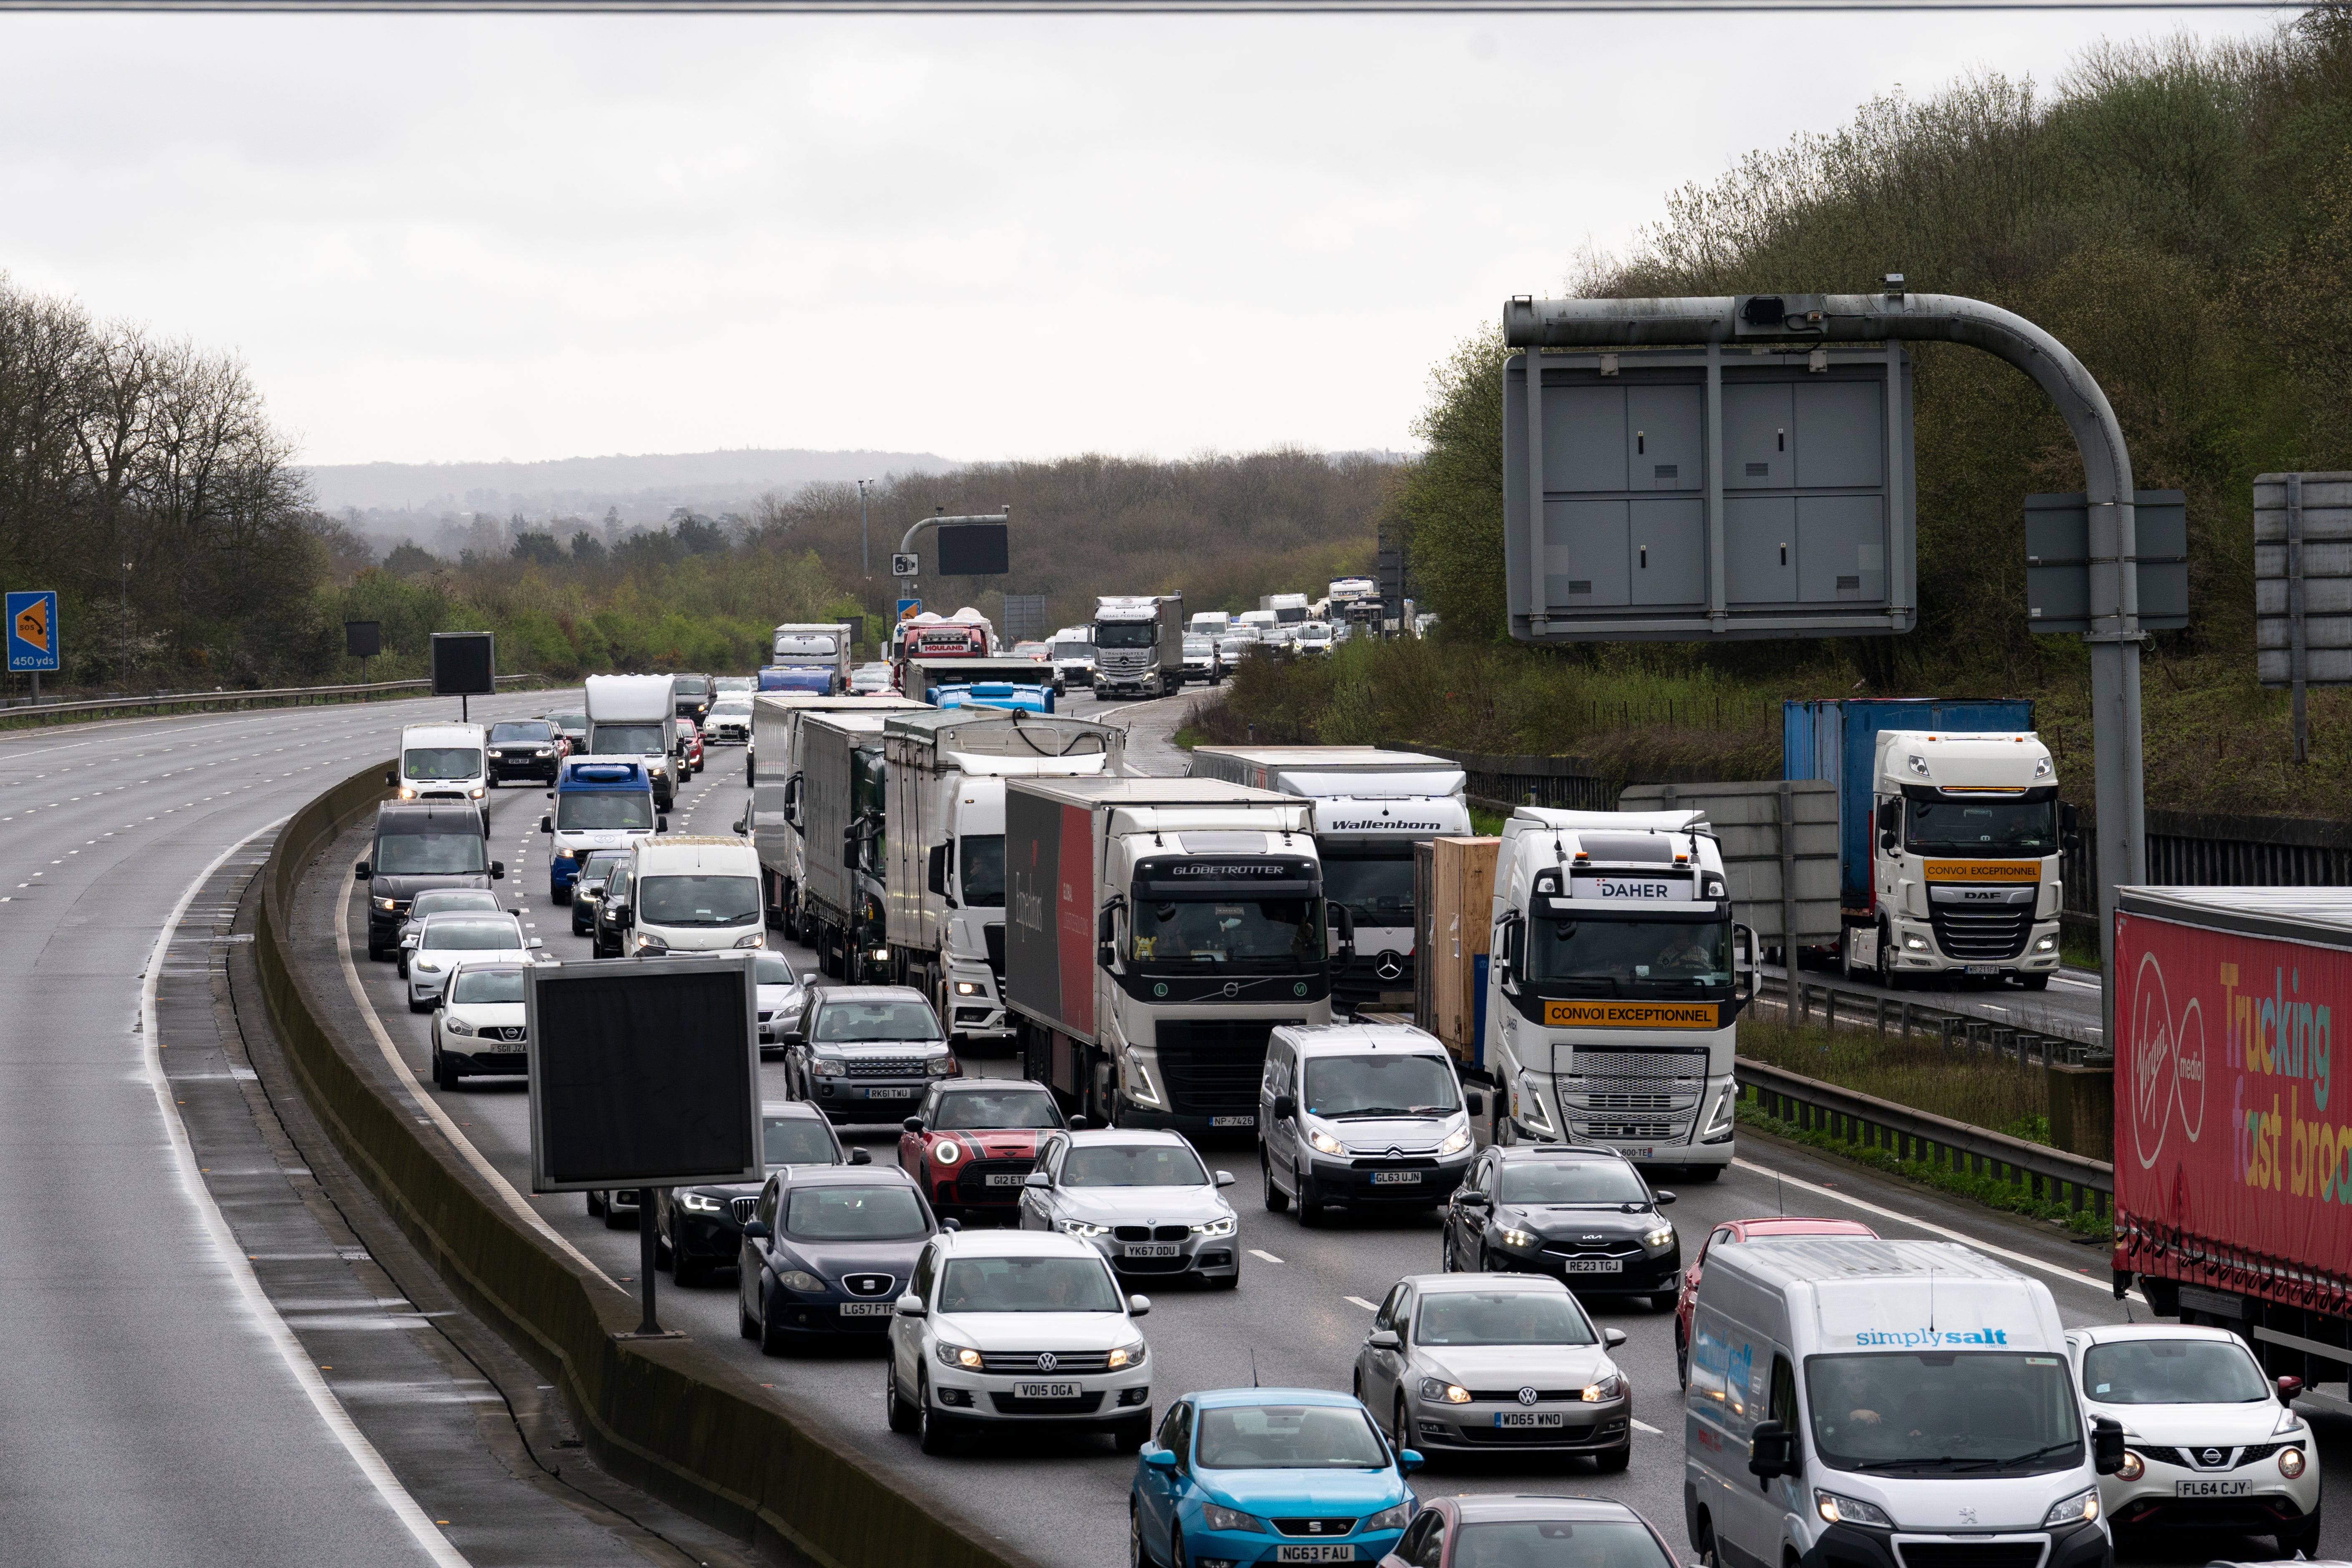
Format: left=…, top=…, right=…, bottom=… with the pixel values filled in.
left=2256, top=473, right=2352, bottom=686
left=1001, top=593, right=1049, bottom=643
left=2024, top=491, right=2188, bottom=635
left=1503, top=346, right=1916, bottom=642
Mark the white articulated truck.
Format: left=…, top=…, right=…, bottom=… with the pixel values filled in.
left=1483, top=807, right=1753, bottom=1176
left=881, top=708, right=1127, bottom=1046
left=1186, top=746, right=1472, bottom=1016
left=584, top=674, right=680, bottom=810
left=1007, top=778, right=1350, bottom=1134
left=1259, top=592, right=1310, bottom=626
left=1091, top=594, right=1185, bottom=699
left=749, top=692, right=922, bottom=947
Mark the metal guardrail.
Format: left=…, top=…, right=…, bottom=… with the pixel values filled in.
left=0, top=673, right=550, bottom=726
left=1760, top=968, right=2103, bottom=1060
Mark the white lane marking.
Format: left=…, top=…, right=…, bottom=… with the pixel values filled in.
left=335, top=866, right=623, bottom=1292
left=1632, top=1418, right=1663, bottom=1434
left=1344, top=1295, right=1379, bottom=1311
left=1729, top=1157, right=2140, bottom=1302
left=143, top=819, right=466, bottom=1568
left=1248, top=1248, right=1284, bottom=1264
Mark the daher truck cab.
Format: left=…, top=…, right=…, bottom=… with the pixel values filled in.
left=542, top=758, right=664, bottom=903
left=1686, top=1238, right=2122, bottom=1568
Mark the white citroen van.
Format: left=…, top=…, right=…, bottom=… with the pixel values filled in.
left=1684, top=1238, right=2120, bottom=1568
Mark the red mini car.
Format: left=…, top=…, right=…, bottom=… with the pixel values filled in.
left=1675, top=1215, right=1878, bottom=1385
left=899, top=1078, right=1068, bottom=1220
left=673, top=718, right=704, bottom=776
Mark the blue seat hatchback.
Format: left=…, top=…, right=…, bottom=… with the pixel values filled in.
left=1132, top=1387, right=1419, bottom=1568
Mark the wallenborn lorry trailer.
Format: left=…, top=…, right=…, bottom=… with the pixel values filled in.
left=1186, top=746, right=1472, bottom=1015
left=2115, top=887, right=2352, bottom=1432
left=1007, top=778, right=1346, bottom=1133
left=882, top=707, right=1126, bottom=1046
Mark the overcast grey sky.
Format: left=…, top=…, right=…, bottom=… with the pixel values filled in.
left=0, top=8, right=2285, bottom=468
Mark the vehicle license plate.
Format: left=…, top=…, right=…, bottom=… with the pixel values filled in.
left=864, top=1086, right=916, bottom=1099
left=837, top=1301, right=891, bottom=1317
left=2175, top=1480, right=2252, bottom=1498
left=1210, top=1115, right=1255, bottom=1127
left=1565, top=1258, right=1624, bottom=1274
left=1014, top=1381, right=1080, bottom=1399
left=1493, top=1411, right=1565, bottom=1428
left=1370, top=1170, right=1420, bottom=1185
left=984, top=1172, right=1024, bottom=1187
left=1965, top=964, right=2001, bottom=976
left=1619, top=1147, right=1654, bottom=1159
left=1274, top=1548, right=1357, bottom=1564
left=1124, top=1243, right=1180, bottom=1259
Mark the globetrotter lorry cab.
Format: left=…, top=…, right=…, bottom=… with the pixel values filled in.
left=1846, top=731, right=2064, bottom=990
left=1485, top=808, right=1751, bottom=1172
left=541, top=759, right=663, bottom=902
left=1005, top=778, right=1346, bottom=1136
left=1685, top=1238, right=2123, bottom=1568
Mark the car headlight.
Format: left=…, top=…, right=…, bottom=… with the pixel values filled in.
left=635, top=934, right=668, bottom=953
left=734, top=932, right=764, bottom=949
left=1191, top=1215, right=1237, bottom=1238
left=535, top=748, right=551, bottom=756
left=1107, top=1342, right=1147, bottom=1369
left=935, top=1340, right=983, bottom=1369
left=2115, top=1451, right=2145, bottom=1481
left=487, top=750, right=503, bottom=759
left=1818, top=1490, right=1895, bottom=1527
left=373, top=896, right=398, bottom=911
left=554, top=847, right=577, bottom=862
left=1644, top=1223, right=1676, bottom=1250
left=1307, top=1129, right=1346, bottom=1156
left=809, top=1056, right=843, bottom=1078
left=1418, top=1377, right=1472, bottom=1404
left=398, top=786, right=418, bottom=800
left=1437, top=1127, right=1471, bottom=1157
left=1581, top=1374, right=1623, bottom=1402
left=926, top=1055, right=956, bottom=1076
left=469, top=787, right=485, bottom=799
left=774, top=1269, right=827, bottom=1293
left=1364, top=1503, right=1412, bottom=1533
left=1200, top=1504, right=1267, bottom=1534
left=2041, top=1487, right=2099, bottom=1527
left=415, top=960, right=441, bottom=973
left=932, top=1139, right=963, bottom=1165
left=1498, top=1226, right=1538, bottom=1249
left=1060, top=1219, right=1110, bottom=1238
left=2280, top=1446, right=2307, bottom=1478
left=953, top=981, right=982, bottom=996
left=680, top=1191, right=724, bottom=1213
left=444, top=1018, right=475, bottom=1036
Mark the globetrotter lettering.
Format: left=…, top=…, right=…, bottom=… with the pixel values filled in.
left=1160, top=861, right=1305, bottom=879
left=1542, top=1000, right=1719, bottom=1030
left=1854, top=1328, right=2010, bottom=1349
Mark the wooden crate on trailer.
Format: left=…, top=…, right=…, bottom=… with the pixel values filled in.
left=1427, top=836, right=1500, bottom=1064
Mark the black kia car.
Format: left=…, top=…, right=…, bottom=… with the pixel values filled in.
left=646, top=1102, right=870, bottom=1281
left=737, top=1164, right=938, bottom=1354
left=1439, top=1145, right=1679, bottom=1305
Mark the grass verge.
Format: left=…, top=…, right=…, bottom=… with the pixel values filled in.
left=1737, top=1015, right=2050, bottom=1134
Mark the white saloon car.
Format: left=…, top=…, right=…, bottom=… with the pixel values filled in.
left=407, top=912, right=540, bottom=1012
left=705, top=698, right=754, bottom=744
left=885, top=1229, right=1152, bottom=1457
left=430, top=959, right=530, bottom=1088
left=2067, top=1323, right=2321, bottom=1555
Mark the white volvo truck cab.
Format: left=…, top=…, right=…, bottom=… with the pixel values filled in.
left=1843, top=731, right=2065, bottom=990
left=1484, top=808, right=1751, bottom=1175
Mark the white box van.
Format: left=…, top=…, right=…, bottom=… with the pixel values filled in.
left=623, top=835, right=764, bottom=957
left=395, top=722, right=488, bottom=809
left=1684, top=1238, right=2120, bottom=1568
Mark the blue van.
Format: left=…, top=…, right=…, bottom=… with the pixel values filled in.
left=541, top=758, right=663, bottom=902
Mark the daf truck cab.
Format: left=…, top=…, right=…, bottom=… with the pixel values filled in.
left=1187, top=746, right=1472, bottom=1016
left=542, top=758, right=664, bottom=903
left=393, top=722, right=489, bottom=816
left=1484, top=808, right=1751, bottom=1175
left=585, top=673, right=679, bottom=810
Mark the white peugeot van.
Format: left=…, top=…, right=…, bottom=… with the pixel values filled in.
left=1684, top=1238, right=2121, bottom=1568
left=622, top=835, right=764, bottom=956
left=394, top=721, right=488, bottom=808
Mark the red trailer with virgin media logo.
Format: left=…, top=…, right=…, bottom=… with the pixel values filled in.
left=2114, top=886, right=2352, bottom=1388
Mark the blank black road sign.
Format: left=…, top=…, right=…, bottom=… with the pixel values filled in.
left=345, top=620, right=382, bottom=658
left=430, top=631, right=495, bottom=696
left=937, top=522, right=1010, bottom=577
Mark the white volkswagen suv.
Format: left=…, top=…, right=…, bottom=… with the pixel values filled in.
left=885, top=1229, right=1152, bottom=1457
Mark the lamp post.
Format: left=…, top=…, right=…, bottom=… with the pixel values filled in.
left=857, top=478, right=875, bottom=579
left=120, top=559, right=132, bottom=692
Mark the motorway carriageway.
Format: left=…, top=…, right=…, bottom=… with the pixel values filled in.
left=297, top=684, right=2352, bottom=1568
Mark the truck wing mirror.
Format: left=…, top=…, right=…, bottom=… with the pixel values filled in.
left=1879, top=830, right=1898, bottom=852
left=1327, top=900, right=1356, bottom=962
left=928, top=844, right=949, bottom=897
left=1748, top=1420, right=1800, bottom=1481
left=2092, top=1415, right=2127, bottom=1475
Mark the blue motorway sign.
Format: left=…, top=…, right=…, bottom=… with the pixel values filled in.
left=897, top=599, right=922, bottom=621
left=6, top=591, right=58, bottom=673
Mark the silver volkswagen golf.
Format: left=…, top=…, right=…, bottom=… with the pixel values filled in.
left=1015, top=1128, right=1241, bottom=1289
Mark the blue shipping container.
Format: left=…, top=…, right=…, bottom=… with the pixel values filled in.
left=1784, top=697, right=2035, bottom=910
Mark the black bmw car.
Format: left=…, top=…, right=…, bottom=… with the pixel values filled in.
left=737, top=1165, right=938, bottom=1354
left=1439, top=1145, right=1680, bottom=1304
left=651, top=1101, right=868, bottom=1284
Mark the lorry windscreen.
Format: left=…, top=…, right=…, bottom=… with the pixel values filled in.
left=1805, top=1352, right=2083, bottom=1476
left=404, top=747, right=482, bottom=780
left=775, top=636, right=837, bottom=656
left=1319, top=850, right=1414, bottom=927
left=1905, top=798, right=2056, bottom=854
left=373, top=832, right=489, bottom=875
left=1131, top=897, right=1322, bottom=968
left=1093, top=622, right=1156, bottom=648
left=592, top=723, right=668, bottom=756
left=556, top=794, right=654, bottom=831
left=638, top=875, right=760, bottom=927
left=1525, top=912, right=1730, bottom=991
left=960, top=835, right=1005, bottom=907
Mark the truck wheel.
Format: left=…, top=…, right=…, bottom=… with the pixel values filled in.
left=1261, top=1145, right=1290, bottom=1213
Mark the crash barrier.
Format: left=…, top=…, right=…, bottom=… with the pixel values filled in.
left=1755, top=969, right=2102, bottom=1059
left=0, top=673, right=551, bottom=728
left=253, top=761, right=1039, bottom=1568
left=1734, top=1056, right=2115, bottom=1221
left=2058, top=806, right=2352, bottom=928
